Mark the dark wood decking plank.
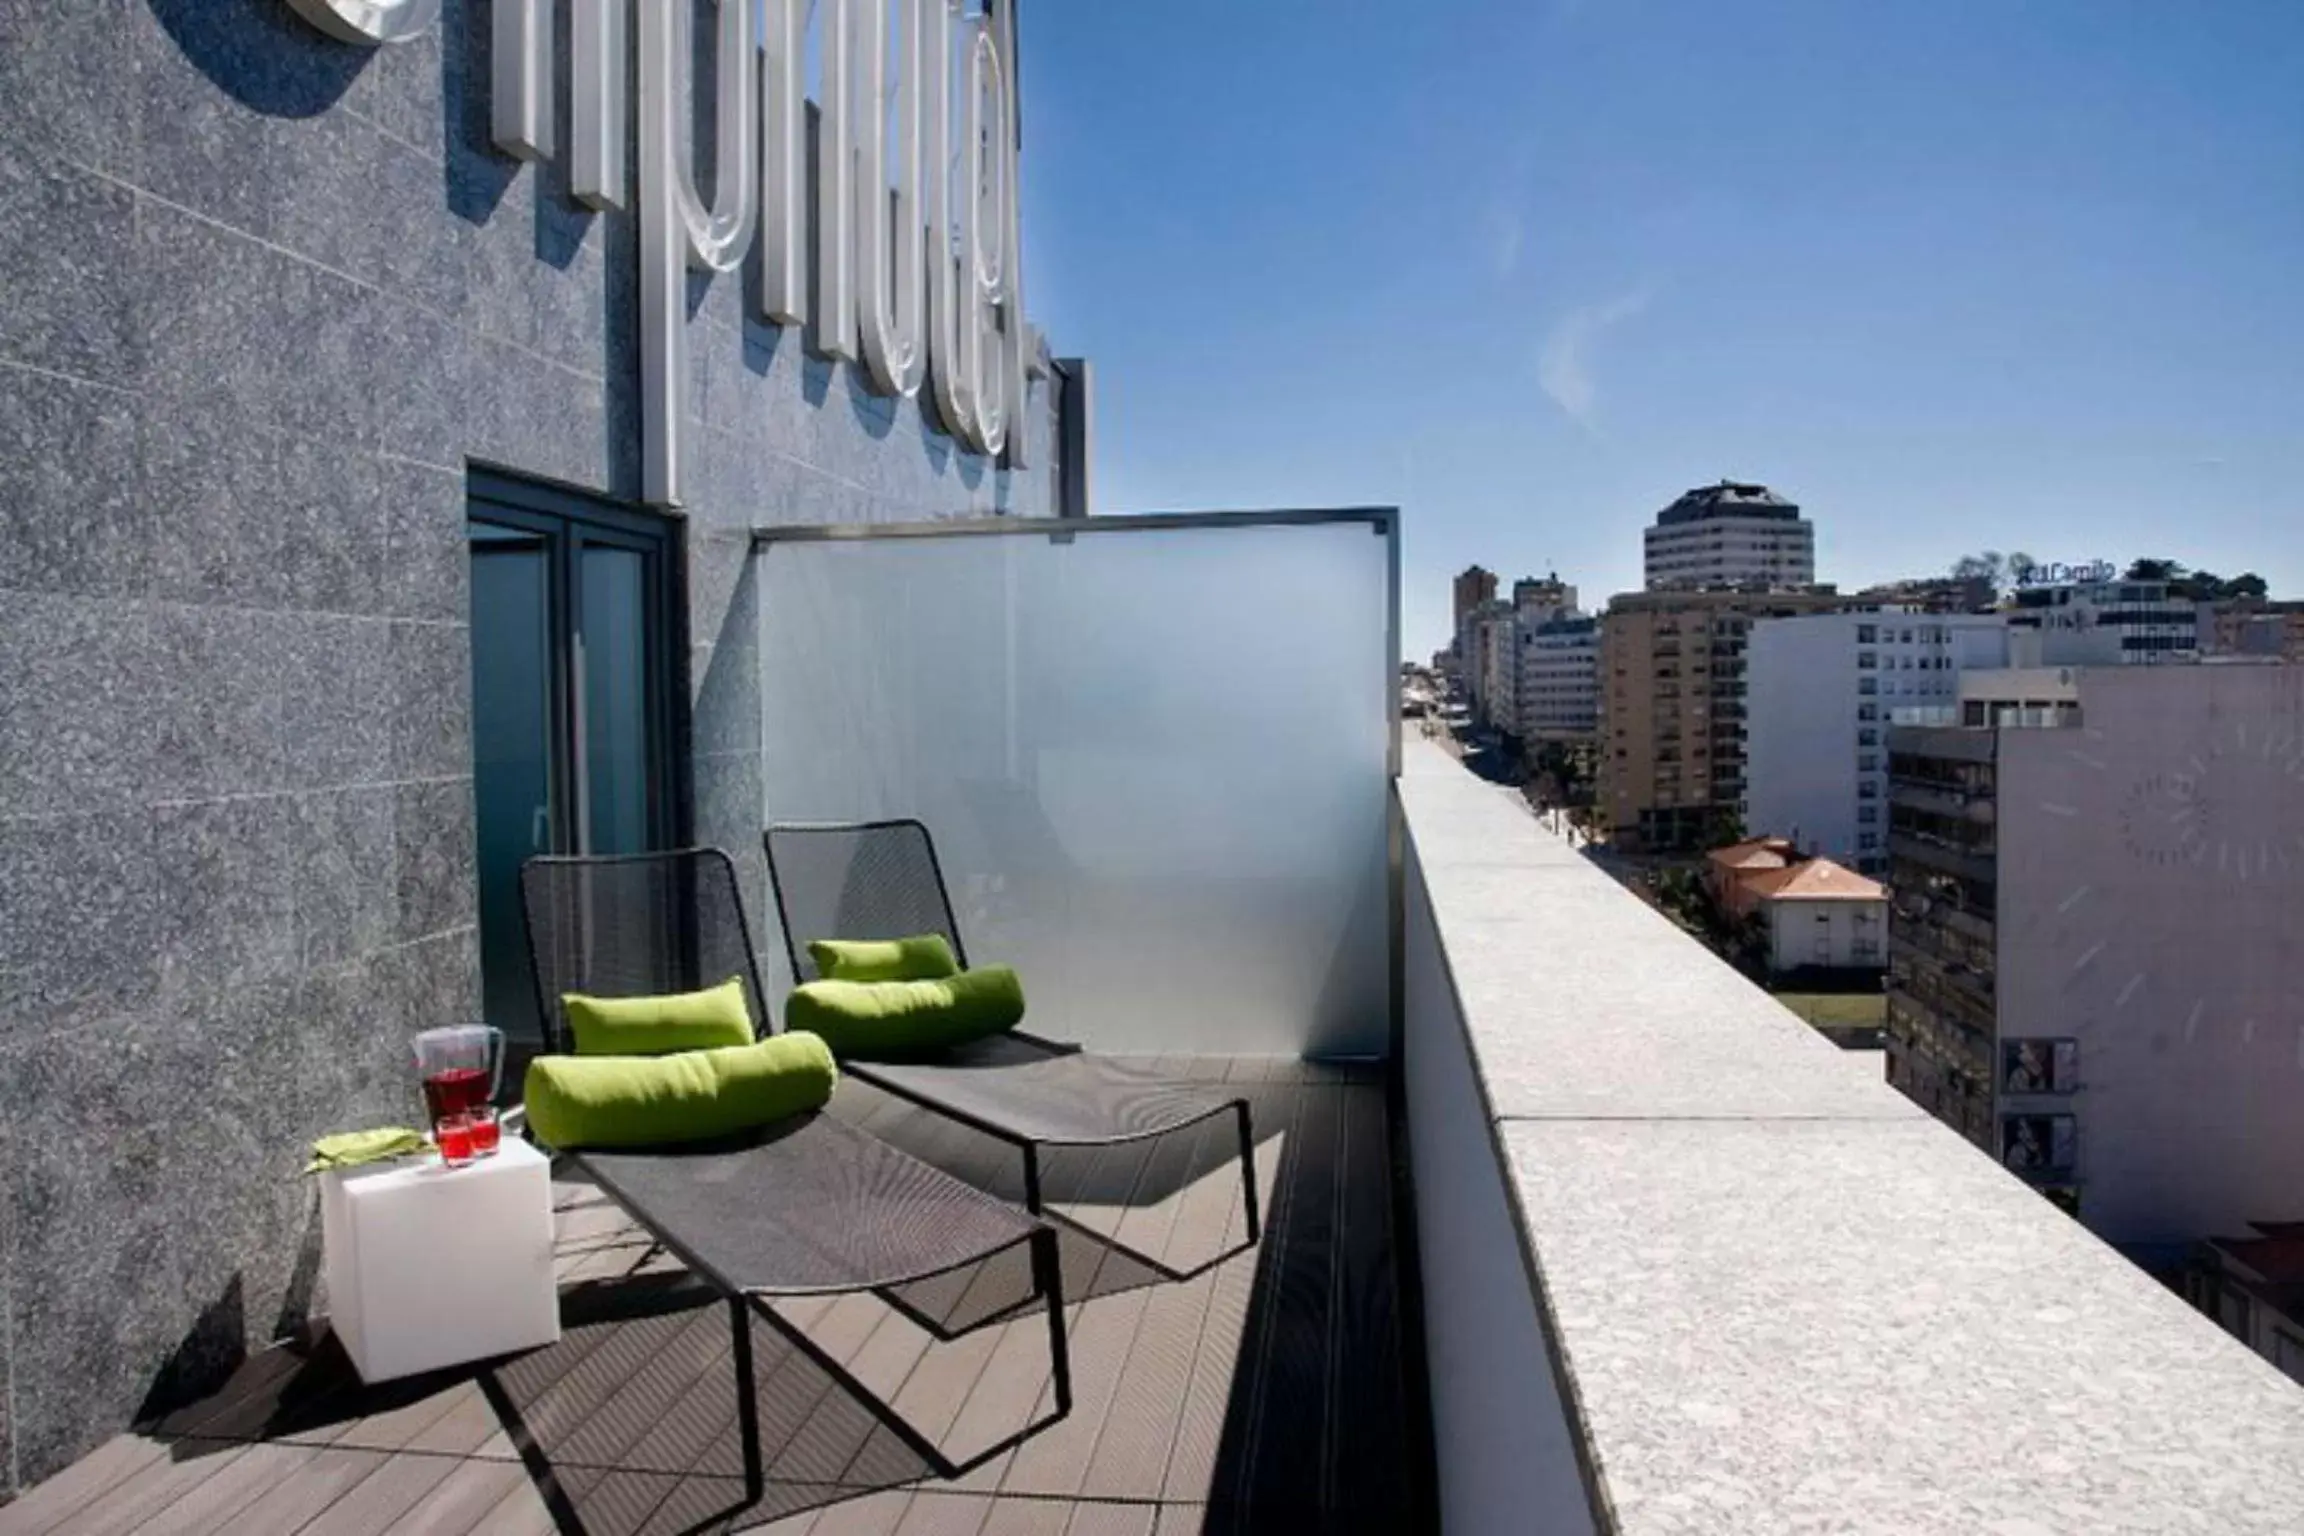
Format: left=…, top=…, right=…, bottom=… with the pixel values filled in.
left=996, top=1121, right=1188, bottom=1502
left=372, top=1454, right=529, bottom=1535
left=968, top=1500, right=1071, bottom=1536
left=1159, top=1083, right=1300, bottom=1507
left=1328, top=1083, right=1409, bottom=1526
left=1223, top=1079, right=1344, bottom=1516
left=938, top=1118, right=1165, bottom=1496
left=797, top=1487, right=914, bottom=1535
left=1076, top=1117, right=1233, bottom=1502
left=41, top=1442, right=257, bottom=1536
left=1060, top=1501, right=1155, bottom=1536
left=281, top=1449, right=459, bottom=1536
left=463, top=1469, right=563, bottom=1536
left=889, top=1488, right=996, bottom=1536
left=0, top=1436, right=174, bottom=1536
left=547, top=1302, right=732, bottom=1469
left=550, top=1465, right=689, bottom=1536
left=1149, top=1504, right=1207, bottom=1536
left=193, top=1447, right=388, bottom=1536
left=125, top=1440, right=322, bottom=1535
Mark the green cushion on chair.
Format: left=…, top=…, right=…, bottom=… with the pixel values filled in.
left=523, top=1034, right=838, bottom=1150
left=783, top=967, right=1025, bottom=1060
left=807, top=934, right=960, bottom=983
left=563, top=977, right=755, bottom=1056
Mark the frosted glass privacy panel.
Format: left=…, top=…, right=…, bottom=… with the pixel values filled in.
left=755, top=518, right=1394, bottom=1058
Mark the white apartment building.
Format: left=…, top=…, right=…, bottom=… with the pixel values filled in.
left=1465, top=600, right=1519, bottom=733
left=1745, top=610, right=2009, bottom=874
left=1517, top=615, right=1599, bottom=741
left=1643, top=481, right=1816, bottom=591
left=1885, top=663, right=2304, bottom=1251
left=2007, top=577, right=2200, bottom=665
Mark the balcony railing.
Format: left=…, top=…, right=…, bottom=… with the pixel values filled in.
left=1399, top=737, right=2304, bottom=1532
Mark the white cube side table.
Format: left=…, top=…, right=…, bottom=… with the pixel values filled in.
left=320, top=1136, right=561, bottom=1383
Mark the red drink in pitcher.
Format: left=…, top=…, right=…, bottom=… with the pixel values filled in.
left=421, top=1066, right=492, bottom=1127
left=411, top=1025, right=505, bottom=1140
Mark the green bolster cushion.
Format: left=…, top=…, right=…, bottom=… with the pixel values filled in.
left=783, top=966, right=1025, bottom=1060
left=807, top=934, right=960, bottom=983
left=524, top=1033, right=837, bottom=1150
left=563, top=976, right=755, bottom=1056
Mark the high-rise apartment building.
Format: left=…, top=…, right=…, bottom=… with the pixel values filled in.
left=1451, top=565, right=1500, bottom=689
left=1885, top=664, right=2304, bottom=1249
left=2006, top=577, right=2200, bottom=665
left=1643, top=481, right=1816, bottom=591
left=1518, top=614, right=1600, bottom=741
left=1745, top=610, right=2011, bottom=874
left=1597, top=587, right=1843, bottom=850
left=1454, top=565, right=1499, bottom=628
left=1464, top=599, right=1518, bottom=732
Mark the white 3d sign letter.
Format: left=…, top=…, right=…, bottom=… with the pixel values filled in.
left=280, top=0, right=1031, bottom=506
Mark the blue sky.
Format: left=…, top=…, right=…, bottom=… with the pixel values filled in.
left=1015, top=0, right=2304, bottom=655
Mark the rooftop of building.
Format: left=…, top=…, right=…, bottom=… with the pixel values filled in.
left=1742, top=857, right=1890, bottom=903
left=1653, top=480, right=1806, bottom=527
left=1707, top=836, right=1801, bottom=872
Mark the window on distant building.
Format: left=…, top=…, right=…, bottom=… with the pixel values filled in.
left=1859, top=806, right=1879, bottom=824
left=1857, top=651, right=1878, bottom=669
left=1859, top=703, right=1879, bottom=722
left=1859, top=678, right=1878, bottom=695
left=1859, top=832, right=1880, bottom=850
left=1857, top=624, right=1878, bottom=643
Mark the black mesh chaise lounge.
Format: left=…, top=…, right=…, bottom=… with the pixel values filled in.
left=763, top=819, right=1260, bottom=1280
left=519, top=847, right=1071, bottom=1490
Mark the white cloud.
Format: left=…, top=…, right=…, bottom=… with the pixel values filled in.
left=1537, top=288, right=1650, bottom=432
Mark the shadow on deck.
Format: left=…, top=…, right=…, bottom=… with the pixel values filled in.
left=0, top=1061, right=1419, bottom=1536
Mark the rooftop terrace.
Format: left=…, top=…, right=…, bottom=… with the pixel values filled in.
left=0, top=1067, right=1409, bottom=1535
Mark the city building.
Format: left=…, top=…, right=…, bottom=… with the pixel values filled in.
left=1745, top=610, right=2011, bottom=874
left=2186, top=1224, right=2304, bottom=1388
left=1512, top=573, right=1578, bottom=620
left=1597, top=587, right=1844, bottom=850
left=1856, top=574, right=2000, bottom=614
left=1885, top=664, right=2304, bottom=1249
left=1518, top=613, right=1600, bottom=741
left=1739, top=857, right=1889, bottom=975
left=1453, top=563, right=1500, bottom=628
left=1643, top=480, right=1817, bottom=591
left=1465, top=598, right=1519, bottom=734
left=2006, top=576, right=2201, bottom=665
left=1449, top=565, right=1500, bottom=689
left=2202, top=597, right=2304, bottom=662
left=1704, top=835, right=1801, bottom=918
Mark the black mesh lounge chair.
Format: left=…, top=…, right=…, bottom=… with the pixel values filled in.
left=763, top=820, right=1260, bottom=1280
left=519, top=847, right=1071, bottom=1489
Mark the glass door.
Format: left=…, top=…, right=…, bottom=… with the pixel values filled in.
left=468, top=475, right=679, bottom=1054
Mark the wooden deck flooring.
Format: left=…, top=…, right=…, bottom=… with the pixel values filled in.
left=0, top=1061, right=1419, bottom=1535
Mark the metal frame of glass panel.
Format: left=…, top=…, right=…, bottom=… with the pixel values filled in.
left=750, top=506, right=1403, bottom=1057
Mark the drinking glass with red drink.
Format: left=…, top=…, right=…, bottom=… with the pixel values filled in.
left=437, top=1113, right=476, bottom=1167
left=469, top=1106, right=502, bottom=1158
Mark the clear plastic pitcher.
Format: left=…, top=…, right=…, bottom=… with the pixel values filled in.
left=412, top=1025, right=504, bottom=1136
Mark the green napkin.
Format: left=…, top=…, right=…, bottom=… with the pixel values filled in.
left=305, top=1126, right=430, bottom=1174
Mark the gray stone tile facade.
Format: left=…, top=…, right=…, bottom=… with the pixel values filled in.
left=0, top=0, right=1054, bottom=1495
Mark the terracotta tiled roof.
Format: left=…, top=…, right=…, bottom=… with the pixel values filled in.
left=1744, top=858, right=1887, bottom=903
left=1706, top=837, right=1797, bottom=872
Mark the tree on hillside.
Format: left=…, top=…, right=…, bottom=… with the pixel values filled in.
left=2224, top=572, right=2270, bottom=600
left=2126, top=557, right=2185, bottom=583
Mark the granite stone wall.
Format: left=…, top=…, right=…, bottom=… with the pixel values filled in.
left=0, top=0, right=1053, bottom=1495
